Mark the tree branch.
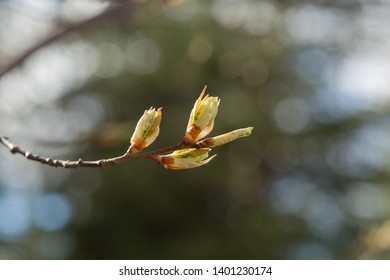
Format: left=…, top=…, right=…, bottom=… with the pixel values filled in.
left=0, top=1, right=251, bottom=170
left=0, top=135, right=187, bottom=168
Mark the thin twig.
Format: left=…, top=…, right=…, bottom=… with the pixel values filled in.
left=0, top=135, right=187, bottom=168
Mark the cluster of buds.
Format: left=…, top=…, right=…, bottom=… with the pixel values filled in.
left=127, top=86, right=253, bottom=170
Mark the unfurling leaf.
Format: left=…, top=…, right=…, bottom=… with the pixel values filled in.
left=184, top=85, right=220, bottom=144
left=128, top=107, right=162, bottom=153
left=155, top=148, right=217, bottom=170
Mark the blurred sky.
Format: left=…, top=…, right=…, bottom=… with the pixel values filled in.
left=1, top=0, right=390, bottom=259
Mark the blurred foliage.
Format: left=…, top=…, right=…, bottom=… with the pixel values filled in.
left=1, top=0, right=390, bottom=259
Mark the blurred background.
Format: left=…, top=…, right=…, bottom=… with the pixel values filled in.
left=1, top=0, right=390, bottom=259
